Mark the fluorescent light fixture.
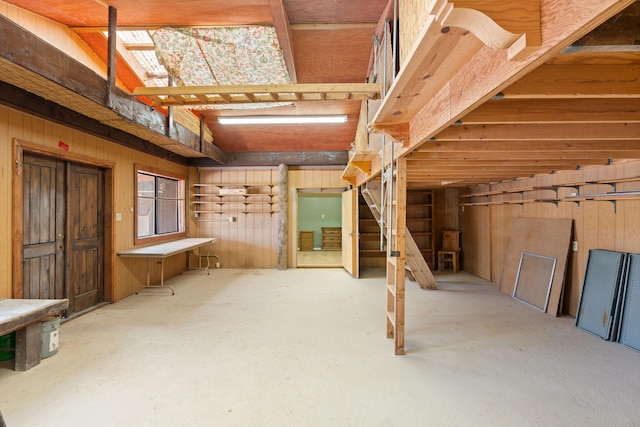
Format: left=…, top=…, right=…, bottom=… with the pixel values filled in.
left=218, top=115, right=348, bottom=125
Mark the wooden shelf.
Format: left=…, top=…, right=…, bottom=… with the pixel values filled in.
left=192, top=183, right=278, bottom=216
left=460, top=177, right=640, bottom=210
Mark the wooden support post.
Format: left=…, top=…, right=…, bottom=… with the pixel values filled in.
left=106, top=6, right=117, bottom=107
left=386, top=157, right=407, bottom=355
left=278, top=163, right=288, bottom=269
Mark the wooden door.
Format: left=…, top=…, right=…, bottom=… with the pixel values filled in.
left=22, top=154, right=66, bottom=299
left=66, top=163, right=104, bottom=313
left=342, top=188, right=359, bottom=277
left=21, top=154, right=105, bottom=315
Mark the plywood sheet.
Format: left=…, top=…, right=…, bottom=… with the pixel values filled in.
left=513, top=252, right=556, bottom=312
left=500, top=218, right=572, bottom=316
left=576, top=249, right=626, bottom=340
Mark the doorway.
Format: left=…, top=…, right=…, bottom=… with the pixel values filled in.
left=13, top=141, right=113, bottom=317
left=296, top=193, right=342, bottom=267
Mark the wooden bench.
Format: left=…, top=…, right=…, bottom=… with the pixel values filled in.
left=0, top=298, right=69, bottom=371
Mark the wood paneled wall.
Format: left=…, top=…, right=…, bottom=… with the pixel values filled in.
left=195, top=168, right=280, bottom=269
left=0, top=104, right=189, bottom=300
left=462, top=161, right=640, bottom=316
left=194, top=167, right=348, bottom=269
left=0, top=2, right=106, bottom=78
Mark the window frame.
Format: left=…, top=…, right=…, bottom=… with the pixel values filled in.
left=134, top=164, right=186, bottom=245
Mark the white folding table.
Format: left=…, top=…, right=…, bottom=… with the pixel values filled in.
left=118, top=237, right=217, bottom=295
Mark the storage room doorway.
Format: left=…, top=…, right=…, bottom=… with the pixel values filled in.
left=297, top=193, right=342, bottom=267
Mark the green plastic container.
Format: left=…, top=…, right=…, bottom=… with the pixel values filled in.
left=0, top=332, right=16, bottom=361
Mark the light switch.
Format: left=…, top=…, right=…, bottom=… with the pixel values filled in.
left=116, top=212, right=122, bottom=221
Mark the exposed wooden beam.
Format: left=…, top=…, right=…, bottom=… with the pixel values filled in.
left=415, top=139, right=640, bottom=152
left=269, top=0, right=297, bottom=83
left=409, top=149, right=640, bottom=160
left=355, top=0, right=637, bottom=188
left=434, top=123, right=640, bottom=141
left=0, top=14, right=225, bottom=163
left=460, top=98, right=640, bottom=124
left=106, top=6, right=117, bottom=106
left=198, top=151, right=349, bottom=167
left=502, top=64, right=640, bottom=98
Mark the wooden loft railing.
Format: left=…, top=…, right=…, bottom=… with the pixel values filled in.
left=133, top=83, right=380, bottom=107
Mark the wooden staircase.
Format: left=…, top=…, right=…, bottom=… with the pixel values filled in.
left=362, top=181, right=438, bottom=290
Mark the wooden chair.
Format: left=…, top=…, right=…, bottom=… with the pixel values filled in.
left=438, top=230, right=461, bottom=273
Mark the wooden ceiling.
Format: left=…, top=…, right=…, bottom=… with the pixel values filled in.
left=3, top=0, right=388, bottom=156
left=1, top=0, right=639, bottom=189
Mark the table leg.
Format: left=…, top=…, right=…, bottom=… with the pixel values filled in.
left=15, top=322, right=42, bottom=371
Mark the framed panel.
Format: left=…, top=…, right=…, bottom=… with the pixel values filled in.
left=513, top=252, right=556, bottom=312
left=619, top=254, right=640, bottom=351
left=576, top=249, right=626, bottom=340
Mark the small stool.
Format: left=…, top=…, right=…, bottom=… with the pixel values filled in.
left=438, top=250, right=460, bottom=273
left=437, top=230, right=461, bottom=273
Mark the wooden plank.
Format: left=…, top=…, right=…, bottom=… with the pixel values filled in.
left=0, top=299, right=69, bottom=336
left=500, top=218, right=572, bottom=316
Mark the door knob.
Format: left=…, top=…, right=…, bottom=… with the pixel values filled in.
left=58, top=234, right=65, bottom=240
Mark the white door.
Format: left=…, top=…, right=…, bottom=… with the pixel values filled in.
left=342, top=188, right=359, bottom=277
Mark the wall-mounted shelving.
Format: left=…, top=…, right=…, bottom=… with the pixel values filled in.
left=193, top=183, right=278, bottom=216
left=460, top=176, right=640, bottom=212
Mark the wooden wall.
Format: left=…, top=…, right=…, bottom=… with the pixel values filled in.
left=461, top=161, right=640, bottom=316
left=195, top=168, right=280, bottom=269
left=0, top=104, right=189, bottom=300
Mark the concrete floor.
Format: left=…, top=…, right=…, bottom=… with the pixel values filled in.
left=1, top=268, right=639, bottom=426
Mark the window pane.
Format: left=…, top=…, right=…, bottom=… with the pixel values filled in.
left=156, top=199, right=178, bottom=234
left=137, top=172, right=155, bottom=197
left=157, top=176, right=178, bottom=199
left=137, top=198, right=156, bottom=237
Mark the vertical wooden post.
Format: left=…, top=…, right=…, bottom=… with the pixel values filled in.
left=386, top=157, right=407, bottom=355
left=278, top=164, right=288, bottom=269
left=106, top=6, right=117, bottom=107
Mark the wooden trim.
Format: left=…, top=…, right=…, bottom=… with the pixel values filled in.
left=12, top=139, right=116, bottom=303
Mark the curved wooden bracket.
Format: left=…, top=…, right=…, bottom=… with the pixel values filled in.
left=444, top=8, right=523, bottom=51
left=368, top=122, right=410, bottom=144
left=448, top=0, right=541, bottom=60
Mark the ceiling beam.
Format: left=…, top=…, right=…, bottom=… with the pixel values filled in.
left=459, top=98, right=640, bottom=124
left=433, top=123, right=640, bottom=141
left=501, top=64, right=640, bottom=98
left=194, top=151, right=349, bottom=167
left=269, top=0, right=297, bottom=83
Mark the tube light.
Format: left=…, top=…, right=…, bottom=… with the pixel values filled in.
left=218, top=115, right=348, bottom=125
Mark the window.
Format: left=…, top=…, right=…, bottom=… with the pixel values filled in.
left=135, top=165, right=185, bottom=244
